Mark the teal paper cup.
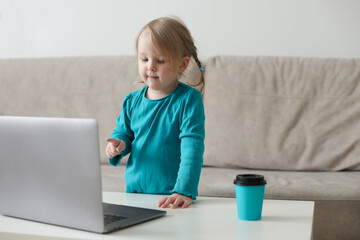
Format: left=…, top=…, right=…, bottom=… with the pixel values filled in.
left=234, top=174, right=266, bottom=221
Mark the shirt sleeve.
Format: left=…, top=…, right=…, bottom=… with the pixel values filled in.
left=109, top=93, right=134, bottom=166
left=171, top=89, right=205, bottom=199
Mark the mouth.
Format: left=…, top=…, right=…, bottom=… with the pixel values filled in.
left=147, top=75, right=159, bottom=80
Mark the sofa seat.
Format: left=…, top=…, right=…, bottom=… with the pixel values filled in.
left=198, top=167, right=360, bottom=201
left=101, top=164, right=360, bottom=201
left=101, top=164, right=126, bottom=193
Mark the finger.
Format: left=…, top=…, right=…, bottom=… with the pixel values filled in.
left=105, top=148, right=111, bottom=158
left=182, top=198, right=193, bottom=208
left=106, top=138, right=120, bottom=146
left=158, top=197, right=167, bottom=207
left=106, top=144, right=116, bottom=156
left=160, top=197, right=175, bottom=208
left=116, top=140, right=126, bottom=152
left=106, top=148, right=115, bottom=158
left=111, top=144, right=119, bottom=153
left=106, top=143, right=119, bottom=158
left=171, top=197, right=183, bottom=209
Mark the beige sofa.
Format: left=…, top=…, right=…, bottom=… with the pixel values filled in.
left=1, top=55, right=359, bottom=239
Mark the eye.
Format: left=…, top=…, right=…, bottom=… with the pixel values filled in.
left=157, top=59, right=165, bottom=64
left=140, top=57, right=148, bottom=62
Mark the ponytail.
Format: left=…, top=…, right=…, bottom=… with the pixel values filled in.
left=191, top=54, right=205, bottom=95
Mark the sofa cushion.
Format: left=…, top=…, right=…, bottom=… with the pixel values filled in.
left=198, top=167, right=360, bottom=201
left=203, top=56, right=360, bottom=171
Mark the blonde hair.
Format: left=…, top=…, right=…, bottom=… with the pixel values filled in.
left=136, top=16, right=205, bottom=94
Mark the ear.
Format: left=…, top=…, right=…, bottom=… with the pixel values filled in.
left=179, top=56, right=190, bottom=73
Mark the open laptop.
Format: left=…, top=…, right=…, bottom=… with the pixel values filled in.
left=0, top=116, right=166, bottom=233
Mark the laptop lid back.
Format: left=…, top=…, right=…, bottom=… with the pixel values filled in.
left=0, top=116, right=105, bottom=233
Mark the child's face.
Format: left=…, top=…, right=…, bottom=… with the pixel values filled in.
left=137, top=30, right=189, bottom=99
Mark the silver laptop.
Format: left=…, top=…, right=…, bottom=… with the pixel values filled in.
left=0, top=116, right=166, bottom=233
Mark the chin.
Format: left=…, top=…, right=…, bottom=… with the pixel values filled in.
left=145, top=82, right=158, bottom=89
left=146, top=79, right=160, bottom=86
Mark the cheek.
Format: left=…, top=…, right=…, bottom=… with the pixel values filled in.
left=161, top=69, right=176, bottom=80
left=158, top=67, right=171, bottom=77
left=138, top=63, right=146, bottom=75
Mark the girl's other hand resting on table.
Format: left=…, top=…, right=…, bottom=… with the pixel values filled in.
left=158, top=193, right=193, bottom=209
left=106, top=138, right=126, bottom=158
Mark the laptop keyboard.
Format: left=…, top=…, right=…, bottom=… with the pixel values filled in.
left=104, top=214, right=127, bottom=224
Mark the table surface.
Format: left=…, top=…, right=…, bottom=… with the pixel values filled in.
left=0, top=192, right=314, bottom=240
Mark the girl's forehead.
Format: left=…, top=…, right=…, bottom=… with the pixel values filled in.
left=138, top=30, right=152, bottom=43
left=137, top=32, right=164, bottom=57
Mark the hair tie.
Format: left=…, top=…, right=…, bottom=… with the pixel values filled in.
left=198, top=66, right=204, bottom=72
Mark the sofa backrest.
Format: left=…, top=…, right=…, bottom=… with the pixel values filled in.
left=3, top=55, right=360, bottom=171
left=203, top=56, right=360, bottom=171
left=0, top=56, right=200, bottom=163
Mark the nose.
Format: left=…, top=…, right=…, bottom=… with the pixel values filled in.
left=148, top=60, right=156, bottom=72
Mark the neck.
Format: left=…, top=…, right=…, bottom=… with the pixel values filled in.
left=146, top=82, right=179, bottom=100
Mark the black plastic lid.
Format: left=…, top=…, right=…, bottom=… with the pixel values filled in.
left=233, top=174, right=267, bottom=186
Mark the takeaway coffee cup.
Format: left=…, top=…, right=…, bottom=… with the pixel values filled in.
left=233, top=174, right=267, bottom=221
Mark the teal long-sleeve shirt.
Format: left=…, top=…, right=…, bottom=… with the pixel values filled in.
left=109, top=82, right=205, bottom=199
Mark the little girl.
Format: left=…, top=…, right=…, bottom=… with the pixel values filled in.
left=105, top=16, right=205, bottom=209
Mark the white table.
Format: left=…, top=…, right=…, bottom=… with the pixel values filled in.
left=0, top=192, right=314, bottom=240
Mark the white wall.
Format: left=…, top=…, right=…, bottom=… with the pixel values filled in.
left=1, top=0, right=360, bottom=60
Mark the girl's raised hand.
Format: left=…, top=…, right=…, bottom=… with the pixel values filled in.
left=158, top=193, right=193, bottom=209
left=105, top=138, right=126, bottom=158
